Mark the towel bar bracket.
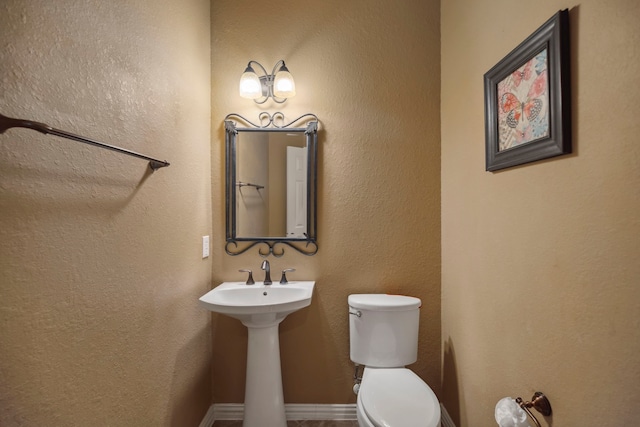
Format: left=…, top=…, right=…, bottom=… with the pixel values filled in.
left=516, top=392, right=552, bottom=427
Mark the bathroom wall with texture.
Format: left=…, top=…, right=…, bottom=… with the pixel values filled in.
left=0, top=1, right=212, bottom=425
left=210, top=0, right=441, bottom=404
left=441, top=0, right=640, bottom=425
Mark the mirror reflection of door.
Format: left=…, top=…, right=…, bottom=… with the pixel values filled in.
left=286, top=146, right=307, bottom=237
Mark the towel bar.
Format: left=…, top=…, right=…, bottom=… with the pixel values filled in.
left=0, top=113, right=170, bottom=171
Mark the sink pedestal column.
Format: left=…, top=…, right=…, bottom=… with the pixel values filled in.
left=242, top=318, right=286, bottom=427
left=199, top=282, right=315, bottom=427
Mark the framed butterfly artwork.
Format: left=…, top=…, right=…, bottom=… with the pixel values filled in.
left=484, top=9, right=571, bottom=171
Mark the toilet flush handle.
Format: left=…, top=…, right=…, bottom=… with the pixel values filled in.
left=349, top=310, right=362, bottom=317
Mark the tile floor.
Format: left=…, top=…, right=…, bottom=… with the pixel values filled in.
left=212, top=421, right=359, bottom=427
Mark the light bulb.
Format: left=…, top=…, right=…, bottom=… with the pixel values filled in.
left=239, top=65, right=262, bottom=99
left=273, top=63, right=296, bottom=98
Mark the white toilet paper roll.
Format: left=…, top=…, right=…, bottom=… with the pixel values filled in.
left=494, top=397, right=531, bottom=427
left=353, top=383, right=360, bottom=394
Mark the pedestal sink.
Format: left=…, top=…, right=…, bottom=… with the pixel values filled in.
left=199, top=281, right=315, bottom=427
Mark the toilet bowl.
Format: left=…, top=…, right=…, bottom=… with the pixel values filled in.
left=349, top=294, right=441, bottom=427
left=356, top=367, right=440, bottom=427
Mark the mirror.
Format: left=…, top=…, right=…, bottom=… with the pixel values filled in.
left=225, top=113, right=318, bottom=257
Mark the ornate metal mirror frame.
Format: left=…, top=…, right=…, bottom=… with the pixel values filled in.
left=225, top=112, right=319, bottom=257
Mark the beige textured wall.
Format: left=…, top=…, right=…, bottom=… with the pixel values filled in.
left=0, top=1, right=212, bottom=426
left=211, top=0, right=441, bottom=403
left=441, top=1, right=640, bottom=426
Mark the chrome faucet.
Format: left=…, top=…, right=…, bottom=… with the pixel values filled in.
left=261, top=260, right=272, bottom=285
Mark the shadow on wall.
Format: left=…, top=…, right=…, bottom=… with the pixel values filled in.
left=0, top=149, right=156, bottom=216
left=442, top=337, right=460, bottom=426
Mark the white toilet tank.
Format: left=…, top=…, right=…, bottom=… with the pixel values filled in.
left=349, top=294, right=421, bottom=368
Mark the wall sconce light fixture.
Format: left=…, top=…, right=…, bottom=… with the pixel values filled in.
left=239, top=60, right=296, bottom=104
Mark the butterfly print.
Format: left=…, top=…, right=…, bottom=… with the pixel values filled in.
left=497, top=49, right=550, bottom=150
left=501, top=93, right=543, bottom=128
left=500, top=72, right=547, bottom=129
left=510, top=61, right=533, bottom=87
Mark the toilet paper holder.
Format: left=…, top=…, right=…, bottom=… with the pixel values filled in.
left=515, top=392, right=552, bottom=427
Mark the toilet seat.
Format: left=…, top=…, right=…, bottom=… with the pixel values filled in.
left=359, top=368, right=440, bottom=427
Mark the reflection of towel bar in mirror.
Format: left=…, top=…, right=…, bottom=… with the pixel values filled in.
left=237, top=181, right=264, bottom=190
left=0, top=112, right=170, bottom=171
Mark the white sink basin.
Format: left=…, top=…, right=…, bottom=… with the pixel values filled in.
left=199, top=281, right=315, bottom=324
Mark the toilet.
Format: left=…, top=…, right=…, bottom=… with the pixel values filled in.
left=349, top=294, right=441, bottom=427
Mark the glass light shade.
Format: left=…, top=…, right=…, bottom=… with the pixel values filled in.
left=239, top=69, right=262, bottom=99
left=273, top=67, right=296, bottom=98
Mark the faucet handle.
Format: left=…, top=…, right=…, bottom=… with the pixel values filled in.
left=239, top=269, right=255, bottom=285
left=279, top=268, right=296, bottom=284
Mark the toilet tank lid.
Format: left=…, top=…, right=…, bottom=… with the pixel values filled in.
left=348, top=294, right=421, bottom=311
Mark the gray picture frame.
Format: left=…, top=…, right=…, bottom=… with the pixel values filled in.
left=484, top=9, right=571, bottom=172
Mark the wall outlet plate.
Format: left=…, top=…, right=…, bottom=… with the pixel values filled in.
left=202, top=235, right=210, bottom=258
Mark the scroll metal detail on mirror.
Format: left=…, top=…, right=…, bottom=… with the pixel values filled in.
left=225, top=112, right=319, bottom=257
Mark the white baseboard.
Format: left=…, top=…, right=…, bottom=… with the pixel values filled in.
left=198, top=404, right=217, bottom=427
left=199, top=403, right=358, bottom=426
left=440, top=404, right=456, bottom=427
left=200, top=402, right=452, bottom=427
left=285, top=404, right=358, bottom=420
